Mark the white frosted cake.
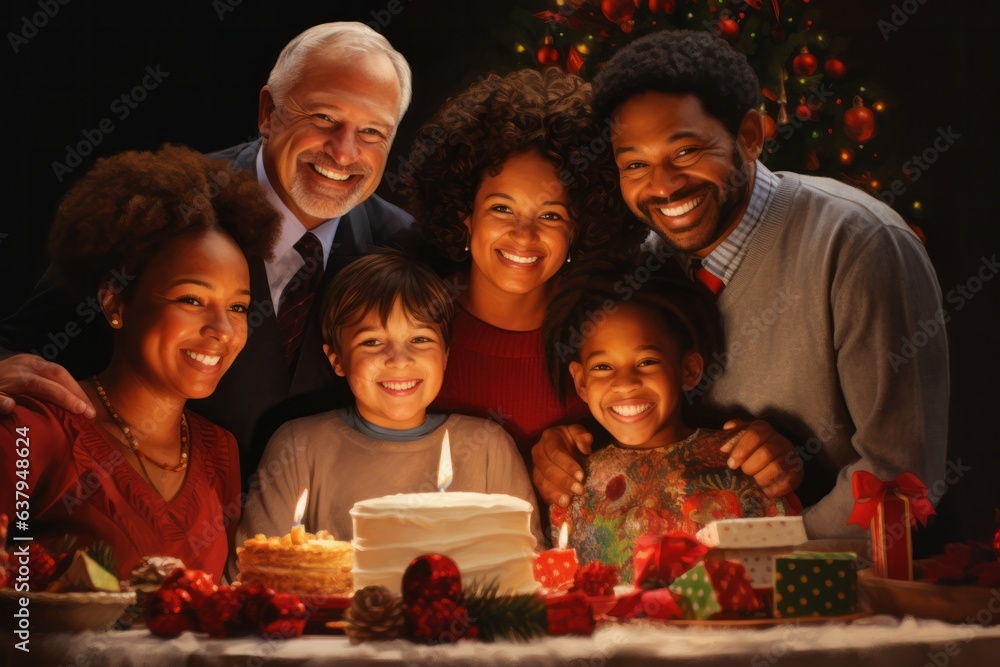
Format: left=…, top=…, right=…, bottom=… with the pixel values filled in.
left=351, top=492, right=539, bottom=595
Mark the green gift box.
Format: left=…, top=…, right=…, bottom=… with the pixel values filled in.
left=773, top=551, right=858, bottom=618
left=668, top=563, right=721, bottom=620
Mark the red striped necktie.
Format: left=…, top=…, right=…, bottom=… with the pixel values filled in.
left=692, top=260, right=725, bottom=296
left=277, top=232, right=325, bottom=367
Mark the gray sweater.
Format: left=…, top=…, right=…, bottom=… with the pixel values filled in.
left=236, top=411, right=544, bottom=550
left=690, top=172, right=948, bottom=538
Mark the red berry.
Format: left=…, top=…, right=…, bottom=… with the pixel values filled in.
left=199, top=586, right=252, bottom=638
left=258, top=592, right=307, bottom=639
left=407, top=597, right=476, bottom=644
left=240, top=586, right=276, bottom=628
left=402, top=555, right=463, bottom=606
left=145, top=588, right=197, bottom=638
left=161, top=569, right=218, bottom=614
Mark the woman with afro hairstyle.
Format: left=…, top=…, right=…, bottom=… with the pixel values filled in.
left=402, top=67, right=646, bottom=470
left=0, top=145, right=280, bottom=581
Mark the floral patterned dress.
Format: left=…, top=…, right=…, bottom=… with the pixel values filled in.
left=551, top=428, right=800, bottom=583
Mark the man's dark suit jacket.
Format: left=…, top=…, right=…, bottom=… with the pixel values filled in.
left=0, top=139, right=415, bottom=489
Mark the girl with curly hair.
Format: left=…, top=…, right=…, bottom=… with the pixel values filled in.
left=403, top=68, right=646, bottom=466
left=0, top=145, right=280, bottom=580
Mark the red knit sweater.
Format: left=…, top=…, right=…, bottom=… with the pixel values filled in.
left=433, top=305, right=590, bottom=467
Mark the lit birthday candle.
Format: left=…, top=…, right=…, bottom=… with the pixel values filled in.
left=290, top=488, right=308, bottom=545
left=533, top=522, right=579, bottom=591
left=437, top=430, right=453, bottom=492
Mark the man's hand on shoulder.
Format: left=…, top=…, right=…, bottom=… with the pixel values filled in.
left=531, top=424, right=593, bottom=508
left=0, top=354, right=95, bottom=418
left=720, top=418, right=803, bottom=498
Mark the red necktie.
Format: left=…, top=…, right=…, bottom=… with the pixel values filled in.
left=277, top=232, right=325, bottom=367
left=692, top=260, right=725, bottom=296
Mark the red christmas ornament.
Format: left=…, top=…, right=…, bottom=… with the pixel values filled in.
left=715, top=18, right=740, bottom=41
left=145, top=588, right=198, bottom=638
left=909, top=224, right=927, bottom=245
left=825, top=57, right=847, bottom=80
left=806, top=150, right=821, bottom=171
left=259, top=592, right=307, bottom=639
left=795, top=97, right=812, bottom=122
left=844, top=96, right=876, bottom=143
left=792, top=47, right=818, bottom=76
left=198, top=586, right=252, bottom=638
left=407, top=597, right=478, bottom=644
left=566, top=45, right=585, bottom=76
left=572, top=562, right=621, bottom=596
left=601, top=0, right=636, bottom=24
left=647, top=0, right=676, bottom=13
left=160, top=568, right=218, bottom=612
left=536, top=36, right=559, bottom=67
left=401, top=554, right=463, bottom=606
left=761, top=113, right=777, bottom=140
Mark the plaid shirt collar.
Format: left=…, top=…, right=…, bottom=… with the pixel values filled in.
left=692, top=161, right=779, bottom=285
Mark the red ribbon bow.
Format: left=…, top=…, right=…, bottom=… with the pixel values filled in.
left=847, top=470, right=936, bottom=529
left=632, top=532, right=708, bottom=589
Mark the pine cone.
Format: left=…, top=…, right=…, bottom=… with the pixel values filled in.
left=345, top=585, right=407, bottom=644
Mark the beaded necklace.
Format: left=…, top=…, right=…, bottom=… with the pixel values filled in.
left=91, top=376, right=189, bottom=476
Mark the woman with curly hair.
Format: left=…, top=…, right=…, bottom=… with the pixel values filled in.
left=0, top=145, right=280, bottom=580
left=403, top=68, right=646, bottom=466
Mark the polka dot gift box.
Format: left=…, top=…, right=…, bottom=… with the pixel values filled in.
left=668, top=560, right=763, bottom=620
left=773, top=552, right=858, bottom=618
left=696, top=517, right=809, bottom=590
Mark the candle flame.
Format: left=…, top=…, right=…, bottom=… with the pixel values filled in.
left=293, top=488, right=308, bottom=526
left=437, top=430, right=453, bottom=492
left=558, top=522, right=569, bottom=549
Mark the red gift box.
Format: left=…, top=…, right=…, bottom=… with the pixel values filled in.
left=848, top=471, right=935, bottom=581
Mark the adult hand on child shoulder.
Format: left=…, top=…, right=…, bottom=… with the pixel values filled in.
left=0, top=354, right=96, bottom=418
left=531, top=424, right=594, bottom=508
left=720, top=418, right=803, bottom=498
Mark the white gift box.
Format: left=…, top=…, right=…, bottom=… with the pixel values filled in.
left=708, top=547, right=794, bottom=588
left=696, top=516, right=808, bottom=549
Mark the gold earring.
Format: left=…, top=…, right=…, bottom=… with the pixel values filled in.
left=110, top=315, right=121, bottom=327
left=566, top=255, right=572, bottom=263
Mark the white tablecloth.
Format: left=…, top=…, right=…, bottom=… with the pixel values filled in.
left=8, top=615, right=1000, bottom=667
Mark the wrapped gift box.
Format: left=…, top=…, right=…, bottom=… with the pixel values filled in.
left=668, top=560, right=761, bottom=620
left=773, top=552, right=858, bottom=618
left=696, top=517, right=808, bottom=549
left=706, top=546, right=794, bottom=589
left=848, top=471, right=935, bottom=582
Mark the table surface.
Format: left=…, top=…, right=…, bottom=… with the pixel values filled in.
left=8, top=615, right=1000, bottom=667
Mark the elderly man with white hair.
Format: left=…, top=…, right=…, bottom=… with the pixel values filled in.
left=0, top=23, right=416, bottom=486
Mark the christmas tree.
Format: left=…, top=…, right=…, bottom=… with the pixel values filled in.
left=490, top=0, right=923, bottom=230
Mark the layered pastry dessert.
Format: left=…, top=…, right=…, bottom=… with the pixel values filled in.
left=237, top=526, right=354, bottom=596
left=351, top=492, right=539, bottom=595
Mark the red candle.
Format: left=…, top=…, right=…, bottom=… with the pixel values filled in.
left=533, top=523, right=579, bottom=591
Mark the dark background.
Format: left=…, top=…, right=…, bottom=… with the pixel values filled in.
left=2, top=1, right=997, bottom=547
